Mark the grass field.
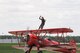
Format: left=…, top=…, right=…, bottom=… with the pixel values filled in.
left=0, top=43, right=80, bottom=53
left=0, top=43, right=23, bottom=53
left=0, top=43, right=53, bottom=53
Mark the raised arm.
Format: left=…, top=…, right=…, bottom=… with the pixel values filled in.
left=39, top=16, right=42, bottom=20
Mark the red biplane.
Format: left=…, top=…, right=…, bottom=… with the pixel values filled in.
left=8, top=28, right=76, bottom=53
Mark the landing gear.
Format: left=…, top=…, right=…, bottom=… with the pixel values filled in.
left=38, top=50, right=43, bottom=53
left=25, top=50, right=29, bottom=53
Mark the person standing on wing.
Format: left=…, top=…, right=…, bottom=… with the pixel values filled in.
left=38, top=16, right=46, bottom=29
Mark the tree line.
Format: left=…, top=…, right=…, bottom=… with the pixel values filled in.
left=0, top=35, right=80, bottom=43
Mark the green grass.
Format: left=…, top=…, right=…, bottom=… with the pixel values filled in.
left=0, top=43, right=53, bottom=53
left=0, top=43, right=80, bottom=53
left=0, top=43, right=24, bottom=53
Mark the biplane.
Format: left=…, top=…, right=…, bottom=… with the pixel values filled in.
left=8, top=28, right=76, bottom=53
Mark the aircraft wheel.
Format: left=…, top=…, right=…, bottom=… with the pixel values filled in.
left=38, top=50, right=43, bottom=53
left=25, top=50, right=29, bottom=53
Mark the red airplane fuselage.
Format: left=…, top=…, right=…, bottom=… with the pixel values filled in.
left=27, top=34, right=59, bottom=47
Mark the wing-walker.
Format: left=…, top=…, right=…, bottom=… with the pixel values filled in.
left=8, top=28, right=77, bottom=53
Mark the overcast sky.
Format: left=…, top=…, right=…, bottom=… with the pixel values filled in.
left=0, top=0, right=80, bottom=36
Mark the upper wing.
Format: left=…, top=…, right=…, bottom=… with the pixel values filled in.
left=8, top=28, right=73, bottom=35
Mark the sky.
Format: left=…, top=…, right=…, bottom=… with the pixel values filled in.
left=0, top=0, right=80, bottom=36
